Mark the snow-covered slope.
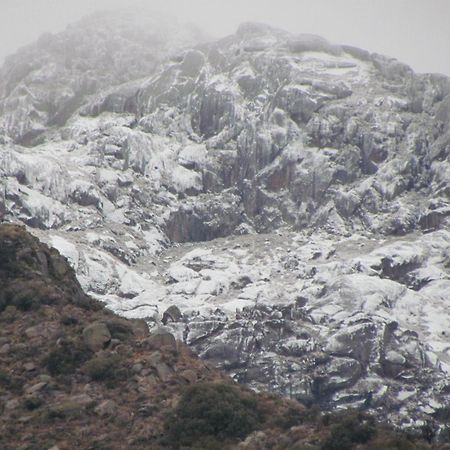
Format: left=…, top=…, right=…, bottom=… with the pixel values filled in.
left=1, top=12, right=449, bottom=433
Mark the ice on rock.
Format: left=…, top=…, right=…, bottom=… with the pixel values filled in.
left=178, top=144, right=208, bottom=167
left=166, top=265, right=199, bottom=283
left=50, top=235, right=80, bottom=271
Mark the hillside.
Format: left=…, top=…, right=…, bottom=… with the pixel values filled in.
left=2, top=223, right=445, bottom=449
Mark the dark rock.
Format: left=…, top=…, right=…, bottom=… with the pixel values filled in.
left=162, top=305, right=182, bottom=325
left=311, top=357, right=362, bottom=399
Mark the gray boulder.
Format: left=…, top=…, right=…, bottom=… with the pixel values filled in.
left=83, top=322, right=111, bottom=352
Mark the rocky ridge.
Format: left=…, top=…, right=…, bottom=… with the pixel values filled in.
left=0, top=10, right=449, bottom=437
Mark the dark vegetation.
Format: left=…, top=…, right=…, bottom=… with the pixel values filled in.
left=45, top=340, right=93, bottom=376
left=82, top=355, right=128, bottom=387
left=165, top=383, right=260, bottom=448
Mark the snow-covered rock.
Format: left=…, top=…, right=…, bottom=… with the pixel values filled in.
left=1, top=10, right=449, bottom=433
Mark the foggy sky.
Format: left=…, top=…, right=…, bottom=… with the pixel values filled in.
left=1, top=0, right=449, bottom=76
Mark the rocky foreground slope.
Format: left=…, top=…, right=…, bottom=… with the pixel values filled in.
left=1, top=223, right=442, bottom=450
left=0, top=9, right=449, bottom=438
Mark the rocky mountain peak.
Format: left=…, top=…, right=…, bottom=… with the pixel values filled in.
left=1, top=11, right=449, bottom=443
left=0, top=9, right=206, bottom=146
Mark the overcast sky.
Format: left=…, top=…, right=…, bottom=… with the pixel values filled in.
left=1, top=0, right=449, bottom=76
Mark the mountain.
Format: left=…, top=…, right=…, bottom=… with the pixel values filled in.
left=1, top=9, right=449, bottom=441
left=1, top=224, right=439, bottom=449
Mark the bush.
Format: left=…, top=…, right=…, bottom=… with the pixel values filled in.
left=23, top=397, right=44, bottom=411
left=166, top=383, right=260, bottom=449
left=11, top=285, right=37, bottom=311
left=321, top=412, right=376, bottom=450
left=61, top=316, right=79, bottom=326
left=0, top=370, right=23, bottom=393
left=105, top=320, right=133, bottom=341
left=45, top=341, right=92, bottom=376
left=365, top=435, right=416, bottom=450
left=434, top=406, right=450, bottom=422
left=0, top=371, right=11, bottom=387
left=2, top=279, right=59, bottom=312
left=82, top=355, right=124, bottom=384
left=275, top=405, right=306, bottom=430
left=0, top=305, right=18, bottom=322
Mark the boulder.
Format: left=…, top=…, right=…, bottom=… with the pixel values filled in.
left=146, top=331, right=177, bottom=352
left=83, top=322, right=111, bottom=352
left=162, top=305, right=182, bottom=324
left=179, top=369, right=197, bottom=384
left=155, top=362, right=173, bottom=382
left=130, top=319, right=150, bottom=339
left=94, top=399, right=117, bottom=417
left=25, top=382, right=47, bottom=395
left=49, top=394, right=93, bottom=417
left=0, top=344, right=11, bottom=355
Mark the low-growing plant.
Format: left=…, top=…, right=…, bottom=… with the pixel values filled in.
left=0, top=370, right=23, bottom=393
left=0, top=305, right=17, bottom=322
left=165, top=382, right=260, bottom=449
left=105, top=320, right=133, bottom=341
left=275, top=405, right=307, bottom=430
left=60, top=316, right=79, bottom=326
left=82, top=355, right=126, bottom=386
left=45, top=341, right=92, bottom=376
left=23, top=397, right=44, bottom=411
left=321, top=411, right=376, bottom=450
left=0, top=370, right=11, bottom=387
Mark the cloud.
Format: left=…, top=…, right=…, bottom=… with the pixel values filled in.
left=1, top=0, right=449, bottom=75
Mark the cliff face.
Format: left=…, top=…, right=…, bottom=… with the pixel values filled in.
left=1, top=11, right=449, bottom=437
left=0, top=9, right=205, bottom=146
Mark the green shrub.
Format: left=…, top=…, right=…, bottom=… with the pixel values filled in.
left=82, top=355, right=124, bottom=383
left=2, top=279, right=59, bottom=312
left=11, top=286, right=37, bottom=311
left=60, top=316, right=79, bottom=326
left=0, top=370, right=23, bottom=393
left=105, top=320, right=133, bottom=341
left=365, top=436, right=416, bottom=450
left=321, top=412, right=376, bottom=450
left=45, top=341, right=92, bottom=376
left=0, top=371, right=11, bottom=387
left=166, top=383, right=260, bottom=449
left=23, top=397, right=44, bottom=411
left=275, top=405, right=306, bottom=430
left=0, top=305, right=18, bottom=322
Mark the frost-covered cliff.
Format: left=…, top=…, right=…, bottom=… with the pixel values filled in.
left=1, top=11, right=449, bottom=435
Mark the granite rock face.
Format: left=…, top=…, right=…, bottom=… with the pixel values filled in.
left=0, top=9, right=205, bottom=146
left=1, top=11, right=449, bottom=434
